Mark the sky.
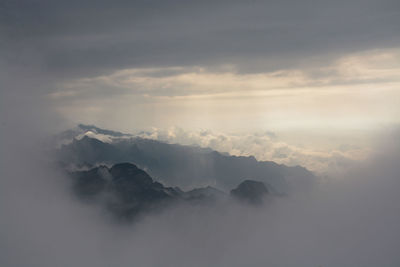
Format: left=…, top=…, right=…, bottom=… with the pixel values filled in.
left=1, top=0, right=400, bottom=171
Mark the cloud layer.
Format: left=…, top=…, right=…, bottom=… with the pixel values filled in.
left=3, top=0, right=400, bottom=80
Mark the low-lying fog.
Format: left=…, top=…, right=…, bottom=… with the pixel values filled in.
left=1, top=119, right=399, bottom=267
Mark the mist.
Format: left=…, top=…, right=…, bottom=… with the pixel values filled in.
left=1, top=115, right=399, bottom=267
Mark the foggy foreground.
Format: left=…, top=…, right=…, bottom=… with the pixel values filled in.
left=1, top=126, right=399, bottom=267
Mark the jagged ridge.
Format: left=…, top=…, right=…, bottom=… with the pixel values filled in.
left=70, top=163, right=269, bottom=221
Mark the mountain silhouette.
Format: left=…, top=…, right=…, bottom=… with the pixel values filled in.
left=58, top=125, right=315, bottom=194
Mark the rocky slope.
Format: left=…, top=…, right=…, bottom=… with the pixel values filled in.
left=70, top=162, right=269, bottom=221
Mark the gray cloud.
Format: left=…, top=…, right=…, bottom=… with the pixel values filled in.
left=2, top=0, right=400, bottom=82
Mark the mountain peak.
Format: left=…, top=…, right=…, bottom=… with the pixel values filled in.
left=110, top=162, right=153, bottom=187
left=230, top=180, right=269, bottom=204
left=77, top=124, right=131, bottom=137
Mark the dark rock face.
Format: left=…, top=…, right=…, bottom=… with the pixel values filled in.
left=70, top=163, right=182, bottom=221
left=70, top=163, right=232, bottom=221
left=230, top=180, right=269, bottom=204
left=70, top=164, right=274, bottom=221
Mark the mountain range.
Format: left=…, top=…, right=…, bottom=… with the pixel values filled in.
left=70, top=162, right=268, bottom=221
left=56, top=125, right=316, bottom=194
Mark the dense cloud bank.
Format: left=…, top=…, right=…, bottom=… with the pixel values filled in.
left=1, top=125, right=399, bottom=267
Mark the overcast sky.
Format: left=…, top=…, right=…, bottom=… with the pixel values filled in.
left=1, top=0, right=400, bottom=140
